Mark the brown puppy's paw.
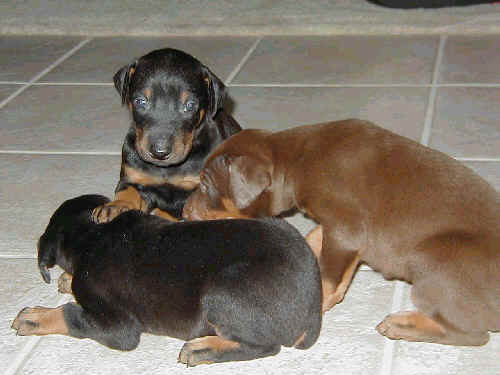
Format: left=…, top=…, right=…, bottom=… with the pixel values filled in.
left=58, top=272, right=73, bottom=294
left=376, top=311, right=445, bottom=342
left=12, top=306, right=68, bottom=336
left=92, top=201, right=134, bottom=223
left=178, top=336, right=240, bottom=367
left=321, top=291, right=344, bottom=313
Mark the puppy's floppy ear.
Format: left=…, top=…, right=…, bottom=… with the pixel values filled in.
left=37, top=233, right=61, bottom=284
left=226, top=155, right=271, bottom=210
left=202, top=65, right=227, bottom=118
left=113, top=60, right=138, bottom=105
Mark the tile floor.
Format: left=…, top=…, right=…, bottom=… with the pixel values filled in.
left=1, top=35, right=499, bottom=375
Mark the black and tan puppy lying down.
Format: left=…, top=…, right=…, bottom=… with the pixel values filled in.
left=12, top=194, right=322, bottom=366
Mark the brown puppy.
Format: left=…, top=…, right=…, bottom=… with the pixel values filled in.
left=183, top=119, right=500, bottom=346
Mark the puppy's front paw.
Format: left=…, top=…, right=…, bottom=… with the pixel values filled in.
left=92, top=201, right=133, bottom=223
left=58, top=272, right=73, bottom=294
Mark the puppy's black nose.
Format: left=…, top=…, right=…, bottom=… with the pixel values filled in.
left=150, top=146, right=170, bottom=160
left=149, top=138, right=171, bottom=160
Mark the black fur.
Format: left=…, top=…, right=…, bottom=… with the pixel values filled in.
left=37, top=195, right=322, bottom=363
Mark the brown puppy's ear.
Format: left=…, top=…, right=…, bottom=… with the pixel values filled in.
left=113, top=60, right=138, bottom=105
left=202, top=66, right=227, bottom=118
left=226, top=155, right=271, bottom=210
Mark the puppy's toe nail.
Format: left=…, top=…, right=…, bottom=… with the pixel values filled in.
left=376, top=322, right=386, bottom=334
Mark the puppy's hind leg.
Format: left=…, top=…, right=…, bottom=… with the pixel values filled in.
left=178, top=327, right=280, bottom=367
left=377, top=275, right=490, bottom=346
left=12, top=302, right=141, bottom=351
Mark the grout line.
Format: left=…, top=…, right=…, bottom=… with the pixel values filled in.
left=228, top=83, right=500, bottom=88
left=229, top=83, right=432, bottom=88
left=0, top=150, right=121, bottom=156
left=4, top=293, right=73, bottom=375
left=436, top=83, right=500, bottom=88
left=0, top=82, right=27, bottom=85
left=0, top=38, right=92, bottom=110
left=224, top=37, right=263, bottom=85
left=379, top=281, right=406, bottom=375
left=29, top=82, right=113, bottom=86
left=456, top=157, right=500, bottom=162
left=2, top=82, right=499, bottom=88
left=420, top=35, right=447, bottom=147
left=0, top=254, right=36, bottom=259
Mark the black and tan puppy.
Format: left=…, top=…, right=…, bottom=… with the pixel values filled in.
left=12, top=195, right=321, bottom=366
left=93, top=48, right=241, bottom=223
left=183, top=119, right=500, bottom=346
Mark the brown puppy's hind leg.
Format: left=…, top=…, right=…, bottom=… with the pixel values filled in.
left=377, top=311, right=490, bottom=346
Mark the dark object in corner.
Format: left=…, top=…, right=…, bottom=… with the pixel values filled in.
left=369, top=0, right=494, bottom=8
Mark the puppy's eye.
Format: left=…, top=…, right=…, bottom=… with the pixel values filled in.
left=133, top=97, right=148, bottom=109
left=183, top=100, right=196, bottom=113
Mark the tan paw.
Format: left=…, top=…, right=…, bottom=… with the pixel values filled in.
left=92, top=201, right=134, bottom=223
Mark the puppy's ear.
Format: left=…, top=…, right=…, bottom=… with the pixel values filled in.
left=202, top=66, right=227, bottom=118
left=226, top=155, right=271, bottom=210
left=113, top=60, right=137, bottom=105
left=37, top=233, right=60, bottom=284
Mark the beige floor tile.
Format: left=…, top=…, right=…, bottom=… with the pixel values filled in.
left=40, top=36, right=258, bottom=83
left=465, top=161, right=500, bottom=190
left=0, top=84, right=20, bottom=102
left=1, top=154, right=120, bottom=256
left=229, top=86, right=429, bottom=141
left=439, top=36, right=500, bottom=84
left=429, top=87, right=500, bottom=158
left=0, top=36, right=85, bottom=82
left=233, top=36, right=439, bottom=84
left=390, top=284, right=500, bottom=375
left=0, top=85, right=128, bottom=152
left=0, top=259, right=62, bottom=366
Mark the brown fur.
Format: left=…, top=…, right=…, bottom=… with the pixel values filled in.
left=184, top=119, right=500, bottom=346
